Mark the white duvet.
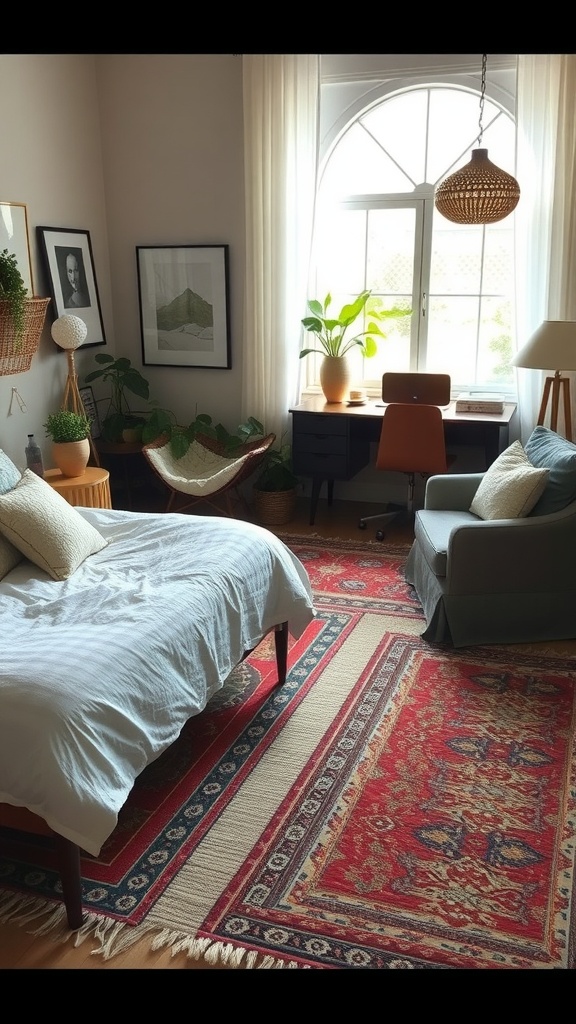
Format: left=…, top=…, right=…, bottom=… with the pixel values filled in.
left=0, top=509, right=315, bottom=856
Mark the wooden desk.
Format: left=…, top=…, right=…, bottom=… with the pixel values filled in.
left=290, top=396, right=517, bottom=525
left=44, top=466, right=112, bottom=509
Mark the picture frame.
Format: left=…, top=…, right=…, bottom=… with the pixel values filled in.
left=37, top=226, right=106, bottom=348
left=136, top=244, right=231, bottom=369
left=0, top=201, right=34, bottom=294
left=79, top=385, right=101, bottom=439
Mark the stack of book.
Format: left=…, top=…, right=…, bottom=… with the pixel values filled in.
left=455, top=392, right=505, bottom=414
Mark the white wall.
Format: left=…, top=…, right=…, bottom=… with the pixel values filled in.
left=0, top=53, right=245, bottom=472
left=0, top=54, right=111, bottom=469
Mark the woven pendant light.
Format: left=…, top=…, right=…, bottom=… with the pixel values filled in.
left=434, top=55, right=520, bottom=225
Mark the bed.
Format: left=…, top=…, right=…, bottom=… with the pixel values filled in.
left=0, top=462, right=315, bottom=929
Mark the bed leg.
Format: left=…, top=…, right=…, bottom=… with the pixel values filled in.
left=53, top=834, right=85, bottom=930
left=274, top=621, right=288, bottom=686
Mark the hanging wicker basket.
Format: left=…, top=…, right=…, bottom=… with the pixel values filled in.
left=0, top=297, right=50, bottom=376
left=253, top=486, right=297, bottom=526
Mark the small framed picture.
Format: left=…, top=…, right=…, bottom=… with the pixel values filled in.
left=37, top=226, right=106, bottom=348
left=0, top=200, right=33, bottom=294
left=136, top=244, right=231, bottom=368
left=79, top=385, right=101, bottom=439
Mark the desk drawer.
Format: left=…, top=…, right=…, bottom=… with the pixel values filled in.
left=293, top=433, right=346, bottom=456
left=293, top=452, right=349, bottom=478
left=292, top=413, right=347, bottom=437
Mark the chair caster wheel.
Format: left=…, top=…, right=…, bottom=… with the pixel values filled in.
left=358, top=520, right=367, bottom=530
left=375, top=530, right=386, bottom=541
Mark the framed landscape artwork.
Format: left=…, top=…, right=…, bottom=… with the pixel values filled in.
left=136, top=244, right=231, bottom=368
left=37, top=226, right=106, bottom=348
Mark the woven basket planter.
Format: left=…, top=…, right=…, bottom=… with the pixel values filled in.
left=253, top=486, right=297, bottom=526
left=0, top=298, right=50, bottom=376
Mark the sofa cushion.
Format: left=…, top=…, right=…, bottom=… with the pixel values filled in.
left=414, top=508, right=480, bottom=576
left=469, top=441, right=549, bottom=521
left=525, top=425, right=576, bottom=516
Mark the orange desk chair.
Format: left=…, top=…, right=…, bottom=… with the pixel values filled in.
left=358, top=402, right=455, bottom=540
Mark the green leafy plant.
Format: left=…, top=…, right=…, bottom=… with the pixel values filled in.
left=84, top=354, right=151, bottom=442
left=300, top=290, right=411, bottom=360
left=0, top=248, right=28, bottom=341
left=44, top=409, right=91, bottom=443
left=142, top=411, right=265, bottom=460
left=254, top=436, right=299, bottom=492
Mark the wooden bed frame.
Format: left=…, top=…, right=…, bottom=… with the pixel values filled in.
left=0, top=621, right=289, bottom=930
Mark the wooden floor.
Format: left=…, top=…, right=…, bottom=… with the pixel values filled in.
left=0, top=494, right=409, bottom=970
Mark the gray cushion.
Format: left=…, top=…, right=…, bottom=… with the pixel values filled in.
left=0, top=448, right=20, bottom=494
left=525, top=426, right=576, bottom=516
left=414, top=508, right=480, bottom=576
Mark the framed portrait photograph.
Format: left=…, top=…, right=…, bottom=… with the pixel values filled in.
left=1, top=200, right=33, bottom=294
left=79, top=385, right=101, bottom=439
left=37, top=226, right=106, bottom=348
left=136, top=244, right=231, bottom=368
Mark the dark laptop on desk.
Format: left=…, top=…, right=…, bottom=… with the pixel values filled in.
left=380, top=372, right=451, bottom=407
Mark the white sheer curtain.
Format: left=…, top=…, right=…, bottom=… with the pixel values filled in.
left=514, top=54, right=576, bottom=442
left=241, top=54, right=320, bottom=443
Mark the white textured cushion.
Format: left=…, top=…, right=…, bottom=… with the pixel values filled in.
left=0, top=469, right=107, bottom=580
left=470, top=441, right=549, bottom=521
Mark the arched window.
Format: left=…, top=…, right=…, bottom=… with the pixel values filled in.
left=306, top=82, right=517, bottom=397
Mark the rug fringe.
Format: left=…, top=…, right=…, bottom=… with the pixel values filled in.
left=0, top=891, right=304, bottom=966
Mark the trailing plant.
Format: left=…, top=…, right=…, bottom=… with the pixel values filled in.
left=300, top=290, right=411, bottom=361
left=254, top=436, right=299, bottom=492
left=0, top=248, right=28, bottom=342
left=142, top=411, right=265, bottom=459
left=44, top=409, right=91, bottom=443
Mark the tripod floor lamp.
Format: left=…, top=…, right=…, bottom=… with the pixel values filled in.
left=512, top=320, right=576, bottom=440
left=51, top=314, right=100, bottom=466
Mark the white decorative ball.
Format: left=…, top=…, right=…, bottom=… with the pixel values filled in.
left=51, top=314, right=88, bottom=350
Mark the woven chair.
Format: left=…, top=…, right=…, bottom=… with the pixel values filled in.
left=142, top=431, right=276, bottom=519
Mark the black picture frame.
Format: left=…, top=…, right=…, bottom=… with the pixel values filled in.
left=37, top=226, right=106, bottom=348
left=136, top=244, right=231, bottom=368
left=79, top=385, right=101, bottom=439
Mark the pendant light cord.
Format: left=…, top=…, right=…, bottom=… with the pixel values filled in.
left=477, top=53, right=487, bottom=146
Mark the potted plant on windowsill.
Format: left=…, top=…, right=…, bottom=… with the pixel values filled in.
left=252, top=437, right=300, bottom=526
left=300, top=290, right=411, bottom=403
left=0, top=249, right=50, bottom=376
left=44, top=409, right=92, bottom=477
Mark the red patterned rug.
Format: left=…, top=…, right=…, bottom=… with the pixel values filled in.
left=1, top=536, right=575, bottom=969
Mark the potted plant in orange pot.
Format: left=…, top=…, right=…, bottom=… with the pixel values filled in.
left=44, top=409, right=92, bottom=477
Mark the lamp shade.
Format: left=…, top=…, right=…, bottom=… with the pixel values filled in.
left=51, top=314, right=88, bottom=350
left=435, top=149, right=520, bottom=225
left=512, top=321, right=576, bottom=371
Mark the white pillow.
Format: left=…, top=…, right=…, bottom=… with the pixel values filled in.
left=0, top=469, right=108, bottom=581
left=470, top=440, right=550, bottom=521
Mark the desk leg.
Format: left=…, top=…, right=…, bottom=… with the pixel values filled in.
left=484, top=423, right=509, bottom=467
left=308, top=476, right=335, bottom=524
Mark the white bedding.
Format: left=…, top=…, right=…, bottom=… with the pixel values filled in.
left=0, top=509, right=315, bottom=856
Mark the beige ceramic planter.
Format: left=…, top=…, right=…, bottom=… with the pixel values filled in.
left=320, top=355, right=351, bottom=404
left=52, top=439, right=90, bottom=478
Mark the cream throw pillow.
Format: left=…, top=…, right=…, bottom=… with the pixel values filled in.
left=0, top=469, right=108, bottom=580
left=470, top=441, right=549, bottom=521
